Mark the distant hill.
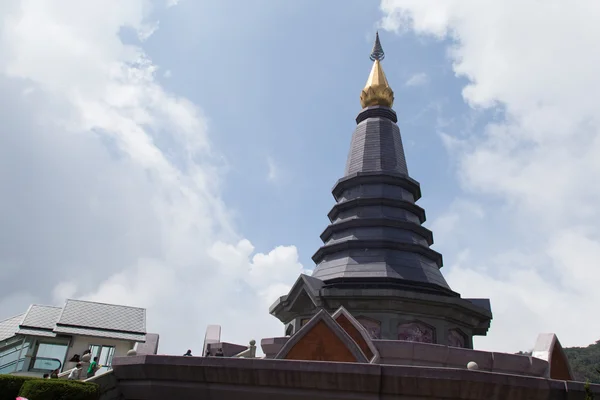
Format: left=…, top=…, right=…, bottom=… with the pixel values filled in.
left=564, top=340, right=600, bottom=384
left=518, top=340, right=600, bottom=383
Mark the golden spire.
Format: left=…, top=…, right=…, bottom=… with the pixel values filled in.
left=360, top=32, right=394, bottom=108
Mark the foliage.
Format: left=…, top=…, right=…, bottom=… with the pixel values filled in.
left=19, top=379, right=99, bottom=400
left=564, top=340, right=600, bottom=384
left=585, top=380, right=594, bottom=400
left=0, top=375, right=37, bottom=400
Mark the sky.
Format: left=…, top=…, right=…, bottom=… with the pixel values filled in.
left=0, top=0, right=599, bottom=355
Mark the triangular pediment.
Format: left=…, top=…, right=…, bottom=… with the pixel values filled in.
left=332, top=307, right=379, bottom=363
left=275, top=309, right=368, bottom=363
left=283, top=275, right=323, bottom=313
left=269, top=275, right=324, bottom=323
left=290, top=290, right=317, bottom=313
left=532, top=333, right=573, bottom=380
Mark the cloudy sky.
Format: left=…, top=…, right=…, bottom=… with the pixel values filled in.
left=1, top=0, right=599, bottom=355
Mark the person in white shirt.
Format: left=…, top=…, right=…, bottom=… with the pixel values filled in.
left=68, top=363, right=82, bottom=380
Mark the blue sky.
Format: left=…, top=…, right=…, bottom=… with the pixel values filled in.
left=149, top=0, right=464, bottom=267
left=1, top=0, right=600, bottom=355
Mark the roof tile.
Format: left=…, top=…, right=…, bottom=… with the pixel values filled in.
left=0, top=314, right=24, bottom=342
left=20, top=305, right=62, bottom=330
left=57, top=300, right=146, bottom=333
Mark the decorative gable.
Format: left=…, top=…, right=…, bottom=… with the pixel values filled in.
left=290, top=290, right=317, bottom=314
left=282, top=275, right=322, bottom=314
left=332, top=307, right=380, bottom=363
left=275, top=309, right=368, bottom=363
left=532, top=333, right=574, bottom=380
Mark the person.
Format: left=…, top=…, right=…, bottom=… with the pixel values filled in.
left=87, top=356, right=99, bottom=378
left=215, top=348, right=224, bottom=357
left=68, top=363, right=82, bottom=380
left=183, top=349, right=192, bottom=356
left=42, top=373, right=49, bottom=379
left=50, top=369, right=59, bottom=379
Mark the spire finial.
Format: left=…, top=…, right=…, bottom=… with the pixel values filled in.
left=360, top=32, right=394, bottom=109
left=370, top=31, right=385, bottom=62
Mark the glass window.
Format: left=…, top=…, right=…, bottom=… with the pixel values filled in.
left=99, top=346, right=115, bottom=366
left=32, top=342, right=68, bottom=372
left=89, top=345, right=115, bottom=374
left=36, top=343, right=68, bottom=360
left=0, top=342, right=26, bottom=374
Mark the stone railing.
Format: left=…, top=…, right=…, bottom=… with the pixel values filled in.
left=86, top=369, right=122, bottom=400
left=260, top=336, right=550, bottom=378
left=57, top=367, right=74, bottom=379
left=111, top=355, right=600, bottom=400
left=57, top=361, right=89, bottom=380
left=374, top=340, right=549, bottom=377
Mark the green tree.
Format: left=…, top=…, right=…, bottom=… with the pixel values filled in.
left=564, top=340, right=600, bottom=384
left=585, top=380, right=594, bottom=400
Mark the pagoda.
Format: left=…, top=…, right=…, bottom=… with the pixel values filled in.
left=269, top=32, right=493, bottom=349
left=107, top=32, right=591, bottom=400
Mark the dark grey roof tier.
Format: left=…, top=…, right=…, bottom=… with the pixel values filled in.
left=345, top=107, right=408, bottom=176
left=311, top=106, right=452, bottom=295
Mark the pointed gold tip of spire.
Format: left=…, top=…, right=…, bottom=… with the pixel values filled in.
left=360, top=33, right=394, bottom=108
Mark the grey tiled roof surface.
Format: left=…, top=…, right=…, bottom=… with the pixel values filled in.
left=0, top=314, right=24, bottom=342
left=20, top=305, right=62, bottom=329
left=57, top=299, right=146, bottom=333
left=53, top=325, right=146, bottom=342
left=1, top=300, right=147, bottom=343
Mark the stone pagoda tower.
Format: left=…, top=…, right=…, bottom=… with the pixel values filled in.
left=270, top=33, right=492, bottom=349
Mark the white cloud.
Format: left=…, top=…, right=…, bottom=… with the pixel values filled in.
left=381, top=0, right=600, bottom=351
left=0, top=0, right=301, bottom=354
left=405, top=72, right=429, bottom=86
left=430, top=198, right=484, bottom=244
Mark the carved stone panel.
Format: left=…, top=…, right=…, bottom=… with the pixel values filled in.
left=447, top=328, right=466, bottom=348
left=397, top=322, right=435, bottom=343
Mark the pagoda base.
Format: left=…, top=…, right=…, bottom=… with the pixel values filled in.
left=269, top=274, right=492, bottom=349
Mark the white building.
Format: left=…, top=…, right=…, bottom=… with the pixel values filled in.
left=0, top=299, right=158, bottom=377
